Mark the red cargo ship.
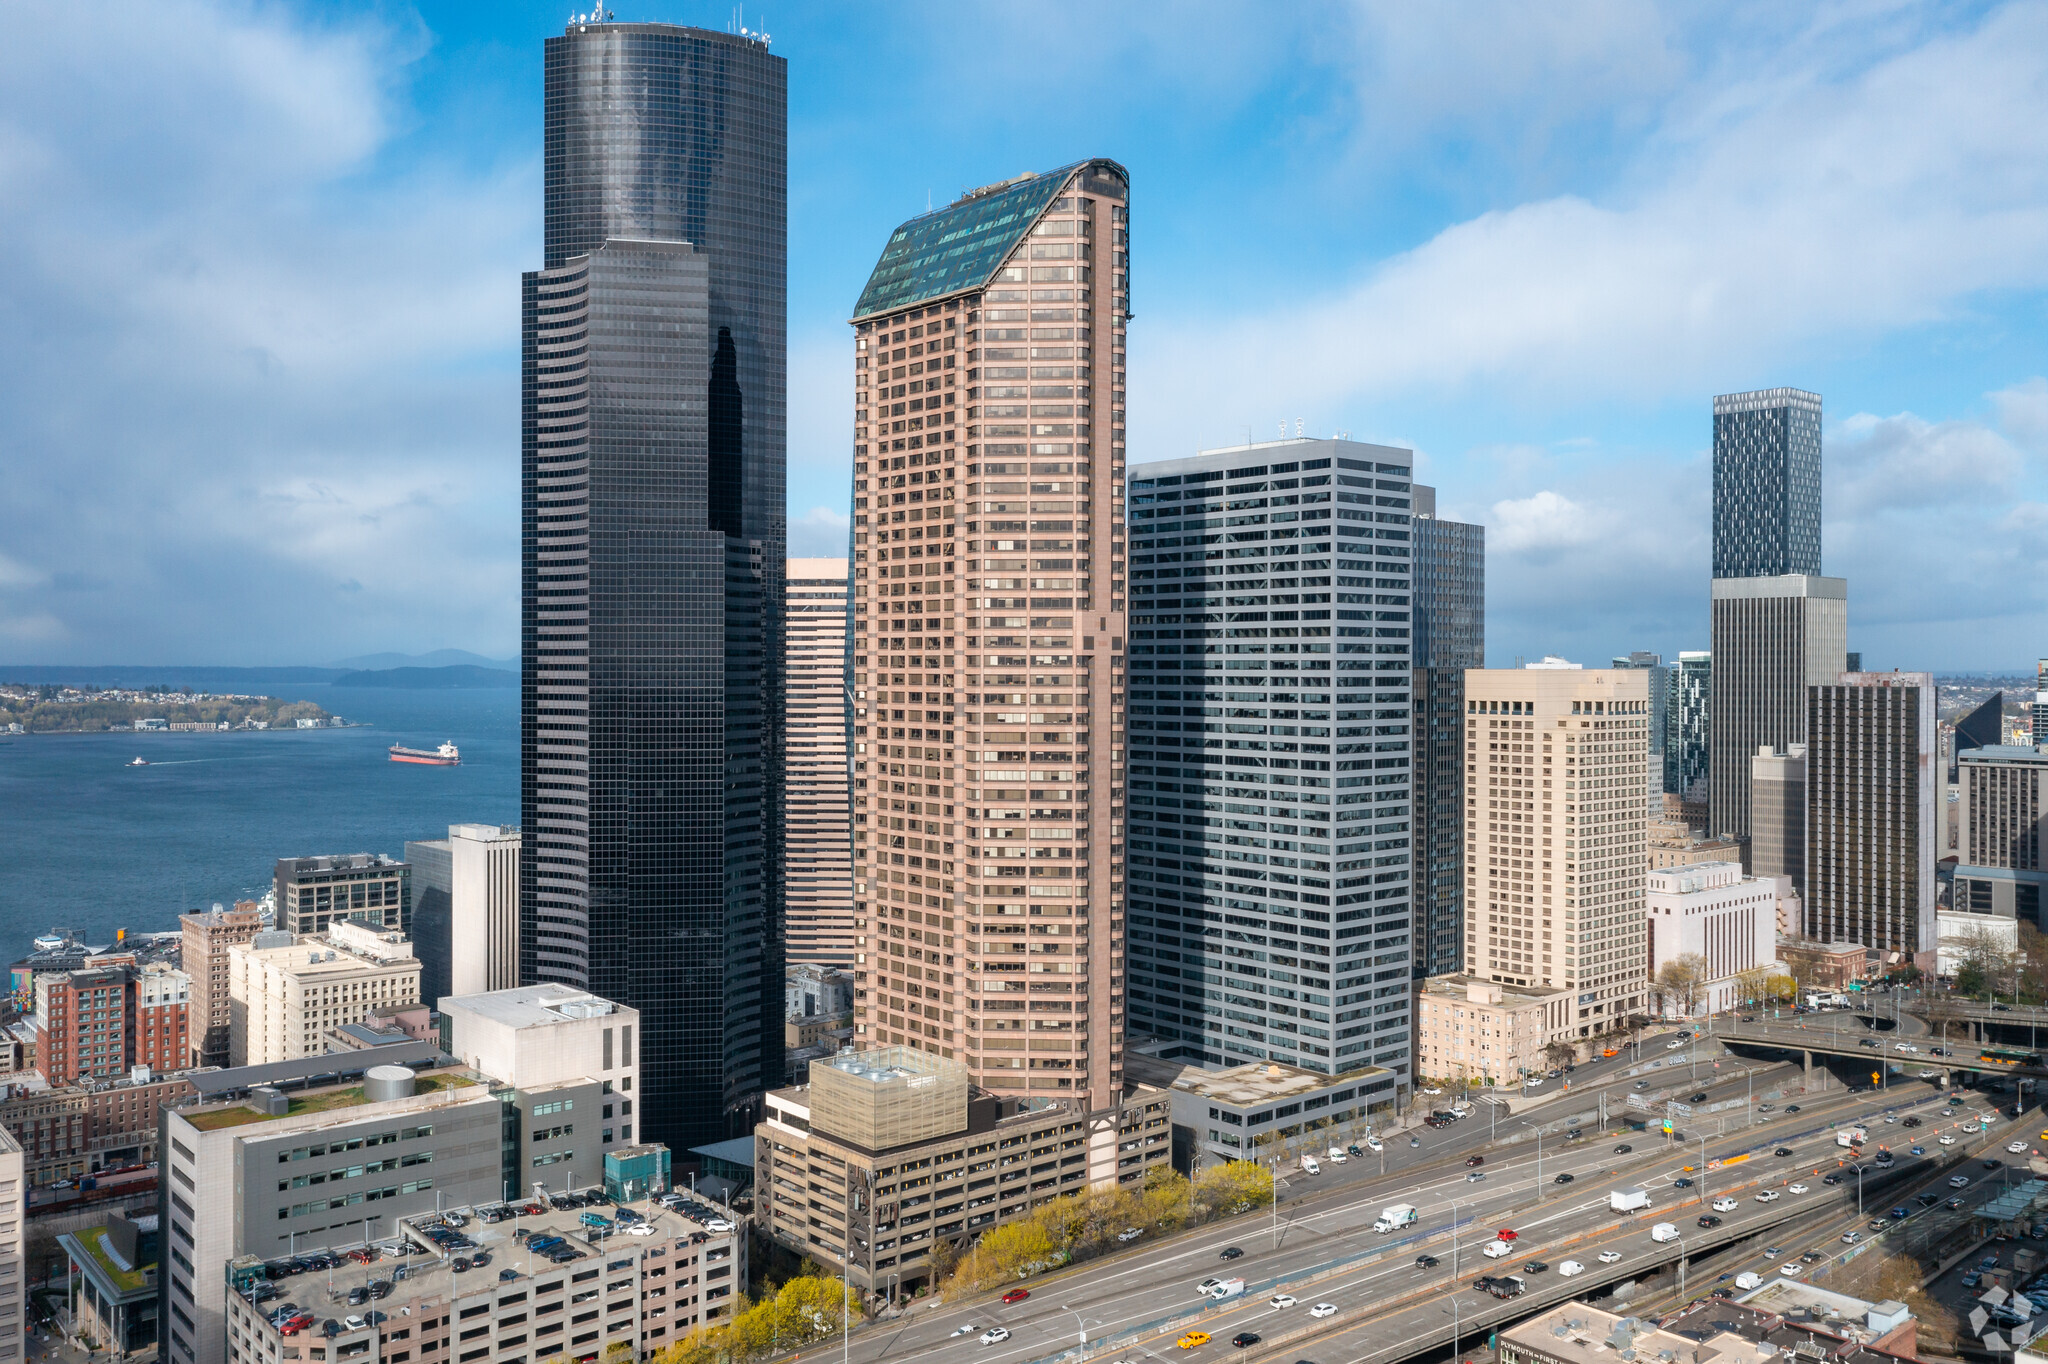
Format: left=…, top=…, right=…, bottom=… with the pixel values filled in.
left=389, top=742, right=461, bottom=766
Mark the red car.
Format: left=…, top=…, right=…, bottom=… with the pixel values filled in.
left=279, top=1315, right=314, bottom=1336
left=1496, top=1229, right=1517, bottom=1241
left=1002, top=1288, right=1031, bottom=1305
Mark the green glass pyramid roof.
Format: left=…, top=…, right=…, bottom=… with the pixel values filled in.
left=851, top=162, right=1088, bottom=320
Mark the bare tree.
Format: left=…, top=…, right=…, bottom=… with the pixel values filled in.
left=1655, top=953, right=1707, bottom=1019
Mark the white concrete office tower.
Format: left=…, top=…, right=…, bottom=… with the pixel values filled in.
left=1805, top=672, right=1939, bottom=956
left=1646, top=861, right=1784, bottom=1016
left=1955, top=745, right=2048, bottom=925
left=0, top=1128, right=19, bottom=1364
left=786, top=557, right=856, bottom=967
left=1127, top=437, right=1416, bottom=1078
left=448, top=823, right=520, bottom=997
left=1750, top=745, right=1806, bottom=895
left=442, top=982, right=642, bottom=1152
left=1462, top=668, right=1651, bottom=1032
left=227, top=922, right=423, bottom=1066
left=1708, top=574, right=1847, bottom=838
left=848, top=159, right=1131, bottom=1110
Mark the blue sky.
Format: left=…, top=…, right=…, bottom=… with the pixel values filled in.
left=4, top=1, right=2048, bottom=670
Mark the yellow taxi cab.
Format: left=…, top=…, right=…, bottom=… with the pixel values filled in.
left=1178, top=1332, right=1212, bottom=1349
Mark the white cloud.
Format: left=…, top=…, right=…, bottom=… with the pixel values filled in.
left=0, top=2, right=525, bottom=664
left=791, top=506, right=851, bottom=557
left=1993, top=377, right=2048, bottom=455
left=1136, top=3, right=2048, bottom=447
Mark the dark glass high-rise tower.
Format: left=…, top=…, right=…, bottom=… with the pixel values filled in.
left=1410, top=487, right=1484, bottom=982
left=1713, top=387, right=1821, bottom=578
left=521, top=19, right=787, bottom=1152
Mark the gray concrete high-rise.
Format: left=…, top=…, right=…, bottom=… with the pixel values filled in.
left=1713, top=388, right=1821, bottom=579
left=1412, top=487, right=1485, bottom=982
left=1708, top=574, right=1846, bottom=838
left=1750, top=744, right=1806, bottom=896
left=1127, top=438, right=1417, bottom=1080
left=1804, top=672, right=1937, bottom=956
left=520, top=18, right=787, bottom=1151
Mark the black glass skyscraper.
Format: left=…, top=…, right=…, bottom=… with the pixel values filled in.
left=521, top=20, right=787, bottom=1152
left=1410, top=489, right=1484, bottom=982
left=1712, top=387, right=1821, bottom=578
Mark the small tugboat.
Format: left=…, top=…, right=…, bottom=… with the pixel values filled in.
left=389, top=741, right=461, bottom=766
left=127, top=756, right=149, bottom=767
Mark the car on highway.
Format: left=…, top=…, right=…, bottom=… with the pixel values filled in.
left=1762, top=1247, right=1781, bottom=1259
left=1711, top=1195, right=1740, bottom=1210
left=1823, top=1173, right=1844, bottom=1185
left=1786, top=1105, right=1802, bottom=1113
left=1467, top=1171, right=1487, bottom=1182
left=1466, top=1155, right=1485, bottom=1167
left=1555, top=1173, right=1576, bottom=1184
left=1948, top=1197, right=1967, bottom=1210
left=1940, top=1134, right=1958, bottom=1145
left=1634, top=1081, right=1652, bottom=1090
left=1674, top=1177, right=1694, bottom=1188
left=1952, top=1175, right=1973, bottom=1188
left=1496, top=1228, right=1519, bottom=1240
left=1668, top=1039, right=1686, bottom=1050
left=1890, top=1207, right=1912, bottom=1220
left=1903, top=1117, right=1923, bottom=1127
left=1310, top=1303, right=1337, bottom=1318
left=1699, top=1215, right=1724, bottom=1228
left=1178, top=1333, right=1211, bottom=1350
left=1483, top=1241, right=1514, bottom=1259
left=1789, top=1182, right=1810, bottom=1193
left=1911, top=1146, right=1926, bottom=1155
left=1598, top=1250, right=1623, bottom=1264
left=981, top=1329, right=1012, bottom=1345
left=1231, top=1334, right=1261, bottom=1350
left=1774, top=1147, right=1795, bottom=1157
left=1756, top=1189, right=1782, bottom=1202
left=1415, top=1255, right=1440, bottom=1269
left=2010, top=1142, right=2031, bottom=1154
left=1560, top=1260, right=1585, bottom=1276
left=1615, top=1144, right=1633, bottom=1153
left=1196, top=1279, right=1223, bottom=1295
left=1002, top=1289, right=1031, bottom=1305
left=1523, top=1261, right=1549, bottom=1274
left=1841, top=1231, right=1861, bottom=1244
left=1270, top=1295, right=1297, bottom=1308
left=1690, top=1093, right=1708, bottom=1103
left=1802, top=1252, right=1825, bottom=1263
left=1219, top=1248, right=1244, bottom=1260
left=1895, top=1043, right=1918, bottom=1052
left=1602, top=1047, right=1620, bottom=1058
left=1987, top=1159, right=2006, bottom=1170
left=1780, top=1262, right=1804, bottom=1276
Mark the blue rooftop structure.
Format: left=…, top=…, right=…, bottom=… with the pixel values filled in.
left=852, top=160, right=1102, bottom=319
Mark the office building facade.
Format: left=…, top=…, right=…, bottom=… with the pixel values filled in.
left=1951, top=692, right=2003, bottom=780
left=520, top=20, right=788, bottom=1152
left=1804, top=672, right=1938, bottom=956
left=272, top=853, right=409, bottom=936
left=1954, top=744, right=2048, bottom=928
left=227, top=923, right=422, bottom=1066
left=1666, top=650, right=1711, bottom=801
left=1412, top=491, right=1485, bottom=981
left=1708, top=574, right=1847, bottom=838
left=1646, top=860, right=1785, bottom=1017
left=449, top=823, right=520, bottom=998
left=403, top=835, right=453, bottom=1007
left=1462, top=667, right=1651, bottom=1030
left=1713, top=387, right=1822, bottom=579
left=786, top=557, right=856, bottom=967
left=847, top=160, right=1131, bottom=1111
left=1750, top=744, right=1806, bottom=895
left=1125, top=438, right=1416, bottom=1080
left=179, top=901, right=263, bottom=1069
left=35, top=962, right=190, bottom=1087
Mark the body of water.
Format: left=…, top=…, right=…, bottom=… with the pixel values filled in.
left=0, top=684, right=517, bottom=950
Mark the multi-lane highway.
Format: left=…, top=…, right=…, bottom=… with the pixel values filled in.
left=834, top=1039, right=2015, bottom=1364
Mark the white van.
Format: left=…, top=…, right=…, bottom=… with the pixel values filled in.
left=1326, top=1145, right=1348, bottom=1162
left=1736, top=1272, right=1764, bottom=1290
left=1650, top=1223, right=1680, bottom=1243
left=1483, top=1240, right=1513, bottom=1258
left=1301, top=1155, right=1321, bottom=1175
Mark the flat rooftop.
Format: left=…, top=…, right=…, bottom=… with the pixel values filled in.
left=1505, top=1303, right=1779, bottom=1364
left=439, top=982, right=621, bottom=1028
left=231, top=1189, right=738, bottom=1333
left=181, top=1066, right=483, bottom=1132
left=1123, top=1049, right=1388, bottom=1107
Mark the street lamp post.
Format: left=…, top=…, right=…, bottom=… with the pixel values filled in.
left=1061, top=1306, right=1088, bottom=1361
left=1450, top=1198, right=1465, bottom=1279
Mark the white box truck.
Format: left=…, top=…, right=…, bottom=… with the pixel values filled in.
left=1374, top=1204, right=1419, bottom=1233
left=1651, top=1222, right=1680, bottom=1242
left=1208, top=1278, right=1246, bottom=1300
left=1838, top=1126, right=1866, bottom=1148
left=1610, top=1187, right=1651, bottom=1214
left=1301, top=1154, right=1320, bottom=1174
